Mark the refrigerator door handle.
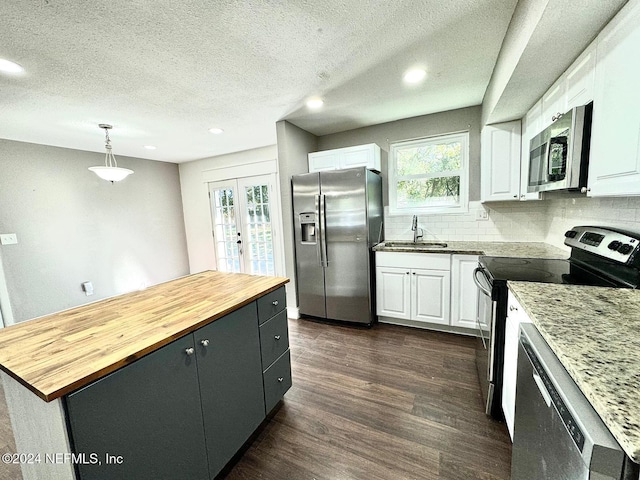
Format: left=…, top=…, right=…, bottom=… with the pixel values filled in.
left=314, top=194, right=323, bottom=267
left=319, top=194, right=328, bottom=267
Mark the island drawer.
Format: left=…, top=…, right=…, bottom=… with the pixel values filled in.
left=259, top=310, right=289, bottom=368
left=257, top=286, right=286, bottom=324
left=263, top=350, right=292, bottom=413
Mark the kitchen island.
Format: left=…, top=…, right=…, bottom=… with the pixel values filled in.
left=0, top=270, right=290, bottom=480
left=508, top=281, right=640, bottom=466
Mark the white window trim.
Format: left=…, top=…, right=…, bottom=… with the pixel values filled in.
left=388, top=131, right=469, bottom=216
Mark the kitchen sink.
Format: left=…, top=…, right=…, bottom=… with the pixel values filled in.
left=384, top=241, right=448, bottom=248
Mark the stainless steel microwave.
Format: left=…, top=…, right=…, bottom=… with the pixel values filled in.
left=527, top=103, right=592, bottom=193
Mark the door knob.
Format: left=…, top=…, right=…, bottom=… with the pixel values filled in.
left=185, top=347, right=195, bottom=356
left=272, top=300, right=279, bottom=306
left=200, top=339, right=210, bottom=347
left=274, top=335, right=281, bottom=340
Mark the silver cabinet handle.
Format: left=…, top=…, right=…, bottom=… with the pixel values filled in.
left=185, top=347, right=195, bottom=356
left=274, top=335, right=281, bottom=340
left=277, top=377, right=284, bottom=383
left=580, top=187, right=591, bottom=194
left=552, top=112, right=564, bottom=122
left=200, top=339, right=210, bottom=347
left=509, top=305, right=518, bottom=311
left=272, top=300, right=279, bottom=306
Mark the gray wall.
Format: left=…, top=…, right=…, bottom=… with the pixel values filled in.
left=275, top=121, right=317, bottom=309
left=0, top=139, right=189, bottom=323
left=317, top=106, right=482, bottom=204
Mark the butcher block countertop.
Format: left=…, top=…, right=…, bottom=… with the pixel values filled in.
left=508, top=281, right=640, bottom=463
left=0, top=271, right=289, bottom=403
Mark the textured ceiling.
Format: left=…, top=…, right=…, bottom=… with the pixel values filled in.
left=0, top=0, right=518, bottom=163
left=0, top=1, right=626, bottom=164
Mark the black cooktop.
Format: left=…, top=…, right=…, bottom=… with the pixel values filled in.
left=479, top=257, right=619, bottom=287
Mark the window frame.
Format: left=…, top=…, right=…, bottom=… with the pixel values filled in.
left=388, top=131, right=470, bottom=215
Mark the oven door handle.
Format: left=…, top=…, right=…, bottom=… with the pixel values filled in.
left=473, top=267, right=492, bottom=297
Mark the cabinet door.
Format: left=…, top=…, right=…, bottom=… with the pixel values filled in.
left=308, top=150, right=338, bottom=172
left=411, top=269, right=450, bottom=325
left=376, top=266, right=411, bottom=319
left=502, top=291, right=531, bottom=441
left=589, top=1, right=640, bottom=197
left=66, top=336, right=209, bottom=480
left=565, top=44, right=596, bottom=110
left=450, top=255, right=479, bottom=329
left=340, top=144, right=381, bottom=171
left=195, top=303, right=265, bottom=478
left=519, top=103, right=542, bottom=201
left=541, top=78, right=567, bottom=130
left=502, top=312, right=518, bottom=441
left=481, top=121, right=522, bottom=202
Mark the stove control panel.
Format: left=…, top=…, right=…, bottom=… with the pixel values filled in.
left=564, top=226, right=639, bottom=264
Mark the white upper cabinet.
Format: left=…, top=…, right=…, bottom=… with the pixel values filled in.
left=519, top=102, right=542, bottom=201
left=308, top=143, right=381, bottom=173
left=588, top=0, right=640, bottom=197
left=481, top=121, right=522, bottom=202
left=541, top=78, right=567, bottom=131
left=565, top=44, right=596, bottom=111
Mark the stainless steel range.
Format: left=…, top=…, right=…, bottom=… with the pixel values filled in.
left=473, top=226, right=640, bottom=419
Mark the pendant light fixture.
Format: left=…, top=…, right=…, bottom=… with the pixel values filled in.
left=88, top=124, right=133, bottom=182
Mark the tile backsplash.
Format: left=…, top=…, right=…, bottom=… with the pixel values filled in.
left=384, top=195, right=640, bottom=249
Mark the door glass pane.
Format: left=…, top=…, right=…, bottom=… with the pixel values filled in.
left=210, top=186, right=241, bottom=273
left=243, top=183, right=275, bottom=276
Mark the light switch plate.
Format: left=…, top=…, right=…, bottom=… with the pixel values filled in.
left=0, top=234, right=18, bottom=245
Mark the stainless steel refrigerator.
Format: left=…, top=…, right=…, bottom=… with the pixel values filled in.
left=292, top=167, right=383, bottom=326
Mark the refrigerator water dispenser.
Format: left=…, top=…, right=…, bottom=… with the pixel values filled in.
left=300, top=213, right=317, bottom=244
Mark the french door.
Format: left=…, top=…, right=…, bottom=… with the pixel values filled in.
left=208, top=174, right=278, bottom=276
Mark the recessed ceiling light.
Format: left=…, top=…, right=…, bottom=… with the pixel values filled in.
left=403, top=68, right=426, bottom=84
left=208, top=127, right=224, bottom=134
left=306, top=98, right=324, bottom=109
left=0, top=58, right=25, bottom=75
left=144, top=145, right=157, bottom=150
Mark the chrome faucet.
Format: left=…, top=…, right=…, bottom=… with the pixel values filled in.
left=411, top=215, right=423, bottom=243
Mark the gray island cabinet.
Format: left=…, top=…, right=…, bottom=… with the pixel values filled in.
left=0, top=271, right=291, bottom=480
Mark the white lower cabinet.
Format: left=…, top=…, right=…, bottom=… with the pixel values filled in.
left=376, top=252, right=450, bottom=326
left=377, top=252, right=485, bottom=332
left=502, top=290, right=531, bottom=441
left=450, top=255, right=480, bottom=329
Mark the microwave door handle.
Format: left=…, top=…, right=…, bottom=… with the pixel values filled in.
left=544, top=141, right=553, bottom=181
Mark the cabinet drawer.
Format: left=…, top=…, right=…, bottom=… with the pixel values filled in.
left=257, top=287, right=286, bottom=324
left=260, top=310, right=289, bottom=368
left=376, top=252, right=450, bottom=270
left=263, top=350, right=292, bottom=413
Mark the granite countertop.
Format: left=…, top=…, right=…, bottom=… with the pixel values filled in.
left=508, top=281, right=640, bottom=463
left=373, top=240, right=568, bottom=259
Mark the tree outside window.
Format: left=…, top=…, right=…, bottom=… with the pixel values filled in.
left=389, top=132, right=469, bottom=214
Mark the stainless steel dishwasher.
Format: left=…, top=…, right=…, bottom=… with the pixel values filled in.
left=512, top=324, right=638, bottom=480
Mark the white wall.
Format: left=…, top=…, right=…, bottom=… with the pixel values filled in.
left=178, top=145, right=279, bottom=274
left=0, top=139, right=189, bottom=323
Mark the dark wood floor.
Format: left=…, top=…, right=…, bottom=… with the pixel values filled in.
left=0, top=319, right=511, bottom=480
left=224, top=318, right=512, bottom=480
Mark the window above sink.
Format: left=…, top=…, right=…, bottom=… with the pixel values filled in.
left=388, top=131, right=469, bottom=215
